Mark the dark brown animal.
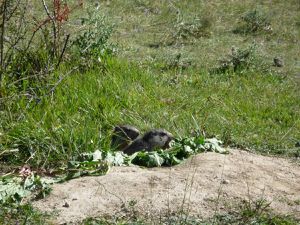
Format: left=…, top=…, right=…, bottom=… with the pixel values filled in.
left=111, top=125, right=140, bottom=151
left=122, top=129, right=173, bottom=155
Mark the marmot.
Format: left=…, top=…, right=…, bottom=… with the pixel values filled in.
left=111, top=125, right=140, bottom=151
left=273, top=57, right=284, bottom=67
left=122, top=129, right=174, bottom=155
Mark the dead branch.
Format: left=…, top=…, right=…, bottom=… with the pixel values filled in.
left=56, top=33, right=70, bottom=68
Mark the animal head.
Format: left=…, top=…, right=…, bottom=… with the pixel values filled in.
left=143, top=129, right=173, bottom=149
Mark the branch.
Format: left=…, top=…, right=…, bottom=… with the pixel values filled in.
left=5, top=0, right=22, bottom=22
left=41, top=0, right=54, bottom=21
left=41, top=0, right=57, bottom=57
left=0, top=0, right=7, bottom=70
left=56, top=33, right=70, bottom=68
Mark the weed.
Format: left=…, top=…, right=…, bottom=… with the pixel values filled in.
left=170, top=15, right=212, bottom=42
left=72, top=7, right=116, bottom=70
left=161, top=53, right=192, bottom=71
left=0, top=164, right=55, bottom=205
left=210, top=44, right=267, bottom=74
left=212, top=199, right=299, bottom=225
left=80, top=199, right=299, bottom=225
left=0, top=0, right=83, bottom=77
left=163, top=14, right=212, bottom=47
left=234, top=9, right=272, bottom=34
left=0, top=203, right=49, bottom=225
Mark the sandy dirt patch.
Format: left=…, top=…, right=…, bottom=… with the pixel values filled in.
left=33, top=149, right=300, bottom=224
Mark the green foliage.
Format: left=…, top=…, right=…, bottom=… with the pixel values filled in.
left=161, top=11, right=213, bottom=47
left=0, top=1, right=116, bottom=89
left=131, top=137, right=227, bottom=167
left=57, top=136, right=226, bottom=181
left=59, top=150, right=110, bottom=181
left=234, top=10, right=272, bottom=34
left=72, top=8, right=116, bottom=68
left=6, top=49, right=50, bottom=78
left=171, top=15, right=212, bottom=42
left=0, top=136, right=225, bottom=204
left=0, top=174, right=53, bottom=204
left=1, top=59, right=299, bottom=169
left=211, top=44, right=265, bottom=74
left=0, top=203, right=48, bottom=225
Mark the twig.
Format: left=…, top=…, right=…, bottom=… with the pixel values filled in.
left=41, top=0, right=57, bottom=57
left=2, top=1, right=30, bottom=70
left=278, top=122, right=296, bottom=143
left=0, top=0, right=7, bottom=71
left=5, top=0, right=21, bottom=22
left=55, top=34, right=70, bottom=69
left=24, top=22, right=43, bottom=53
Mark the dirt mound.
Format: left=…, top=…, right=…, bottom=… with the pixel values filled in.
left=33, top=149, right=300, bottom=224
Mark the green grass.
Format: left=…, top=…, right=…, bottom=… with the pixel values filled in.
left=102, top=0, right=299, bottom=77
left=1, top=0, right=299, bottom=168
left=1, top=58, right=299, bottom=168
left=81, top=199, right=299, bottom=225
left=0, top=200, right=298, bottom=225
left=0, top=204, right=49, bottom=225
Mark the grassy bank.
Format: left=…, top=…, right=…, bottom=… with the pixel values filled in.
left=1, top=58, right=299, bottom=168
left=0, top=0, right=299, bottom=168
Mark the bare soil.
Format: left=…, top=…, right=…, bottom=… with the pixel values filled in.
left=33, top=149, right=300, bottom=224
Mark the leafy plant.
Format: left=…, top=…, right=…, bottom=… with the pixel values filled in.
left=0, top=134, right=227, bottom=204
left=0, top=203, right=48, bottom=225
left=106, top=136, right=225, bottom=168
left=72, top=7, right=116, bottom=69
left=234, top=10, right=272, bottom=34
left=211, top=44, right=262, bottom=74
left=0, top=174, right=53, bottom=204
left=171, top=16, right=212, bottom=40
left=58, top=150, right=110, bottom=182
left=162, top=11, right=212, bottom=46
left=57, top=136, right=227, bottom=180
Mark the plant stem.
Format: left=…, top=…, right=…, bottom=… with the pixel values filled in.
left=0, top=0, right=7, bottom=73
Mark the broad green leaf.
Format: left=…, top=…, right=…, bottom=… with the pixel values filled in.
left=92, top=150, right=102, bottom=161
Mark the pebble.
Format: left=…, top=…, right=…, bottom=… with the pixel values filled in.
left=222, top=179, right=230, bottom=184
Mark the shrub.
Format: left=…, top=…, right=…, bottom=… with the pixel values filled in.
left=234, top=10, right=272, bottom=34
left=210, top=44, right=267, bottom=74
left=161, top=11, right=213, bottom=46
left=172, top=16, right=212, bottom=40
left=71, top=8, right=117, bottom=69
